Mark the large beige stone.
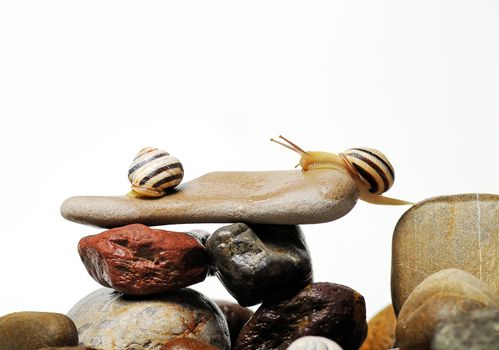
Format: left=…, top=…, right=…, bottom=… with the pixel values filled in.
left=391, top=194, right=499, bottom=314
left=61, top=169, right=358, bottom=228
left=396, top=268, right=499, bottom=350
left=68, top=288, right=230, bottom=350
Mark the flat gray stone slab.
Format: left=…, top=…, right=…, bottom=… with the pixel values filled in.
left=61, top=169, right=359, bottom=228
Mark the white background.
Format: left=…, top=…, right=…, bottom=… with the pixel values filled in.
left=0, top=1, right=498, bottom=319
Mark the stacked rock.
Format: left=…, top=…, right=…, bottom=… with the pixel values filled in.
left=361, top=194, right=499, bottom=350
left=54, top=146, right=372, bottom=349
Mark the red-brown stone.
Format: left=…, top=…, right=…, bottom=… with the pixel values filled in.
left=160, top=338, right=218, bottom=350
left=78, top=224, right=209, bottom=295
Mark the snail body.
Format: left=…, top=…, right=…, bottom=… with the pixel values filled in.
left=271, top=135, right=412, bottom=205
left=128, top=147, right=184, bottom=198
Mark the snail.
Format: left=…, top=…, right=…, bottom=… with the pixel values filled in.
left=270, top=135, right=412, bottom=205
left=127, top=147, right=184, bottom=198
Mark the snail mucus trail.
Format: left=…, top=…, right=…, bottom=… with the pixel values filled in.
left=270, top=135, right=413, bottom=205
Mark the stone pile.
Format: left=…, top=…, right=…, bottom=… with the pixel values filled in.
left=55, top=169, right=368, bottom=349
left=1, top=164, right=498, bottom=349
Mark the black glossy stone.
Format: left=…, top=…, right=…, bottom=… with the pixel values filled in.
left=234, top=282, right=367, bottom=350
left=432, top=308, right=499, bottom=350
left=206, top=223, right=313, bottom=306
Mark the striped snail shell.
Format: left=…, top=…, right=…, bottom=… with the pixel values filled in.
left=270, top=135, right=412, bottom=205
left=286, top=336, right=343, bottom=350
left=128, top=147, right=184, bottom=198
left=339, top=148, right=395, bottom=195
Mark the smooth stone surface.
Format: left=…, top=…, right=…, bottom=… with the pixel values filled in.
left=391, top=194, right=499, bottom=314
left=287, top=336, right=343, bottom=350
left=234, top=282, right=367, bottom=350
left=207, top=223, right=312, bottom=306
left=359, top=304, right=396, bottom=350
left=37, top=348, right=97, bottom=350
left=0, top=312, right=78, bottom=350
left=215, top=300, right=253, bottom=348
left=432, top=308, right=499, bottom=350
left=78, top=224, right=208, bottom=295
left=61, top=169, right=358, bottom=228
left=160, top=338, right=218, bottom=350
left=396, top=269, right=499, bottom=350
left=68, top=288, right=230, bottom=350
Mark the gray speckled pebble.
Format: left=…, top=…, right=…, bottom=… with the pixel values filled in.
left=432, top=308, right=499, bottom=350
left=287, top=336, right=343, bottom=350
left=61, top=170, right=358, bottom=228
left=67, top=288, right=230, bottom=350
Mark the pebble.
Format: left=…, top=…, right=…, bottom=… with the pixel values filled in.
left=431, top=308, right=499, bottom=350
left=234, top=282, right=367, bottom=350
left=207, top=223, right=313, bottom=306
left=287, top=336, right=344, bottom=350
left=61, top=169, right=358, bottom=227
left=359, top=304, right=396, bottom=350
left=78, top=224, right=209, bottom=295
left=215, top=300, right=254, bottom=347
left=160, top=338, right=218, bottom=350
left=396, top=268, right=499, bottom=350
left=37, top=348, right=96, bottom=350
left=67, top=287, right=230, bottom=350
left=0, top=312, right=78, bottom=350
left=391, top=194, right=499, bottom=314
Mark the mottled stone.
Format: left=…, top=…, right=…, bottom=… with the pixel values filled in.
left=391, top=194, right=499, bottom=314
left=207, top=223, right=312, bottom=306
left=359, top=304, right=396, bottom=350
left=68, top=288, right=230, bottom=350
left=160, top=338, right=218, bottom=350
left=287, top=336, right=343, bottom=350
left=37, top=348, right=96, bottom=350
left=432, top=308, right=499, bottom=350
left=0, top=312, right=78, bottom=350
left=396, top=269, right=499, bottom=350
left=215, top=301, right=253, bottom=347
left=234, top=282, right=367, bottom=350
left=61, top=170, right=358, bottom=228
left=78, top=224, right=208, bottom=295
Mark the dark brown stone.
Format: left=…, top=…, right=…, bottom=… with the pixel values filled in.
left=234, top=282, right=367, bottom=350
left=0, top=312, right=78, bottom=350
left=160, top=338, right=219, bottom=350
left=78, top=224, right=209, bottom=295
left=215, top=301, right=253, bottom=348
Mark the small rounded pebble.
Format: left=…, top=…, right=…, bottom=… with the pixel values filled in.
left=431, top=308, right=499, bottom=350
left=287, top=336, right=344, bottom=350
left=359, top=304, right=396, bottom=350
left=160, top=338, right=219, bottom=350
left=215, top=300, right=253, bottom=347
left=396, top=269, right=499, bottom=350
left=0, top=312, right=78, bottom=350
